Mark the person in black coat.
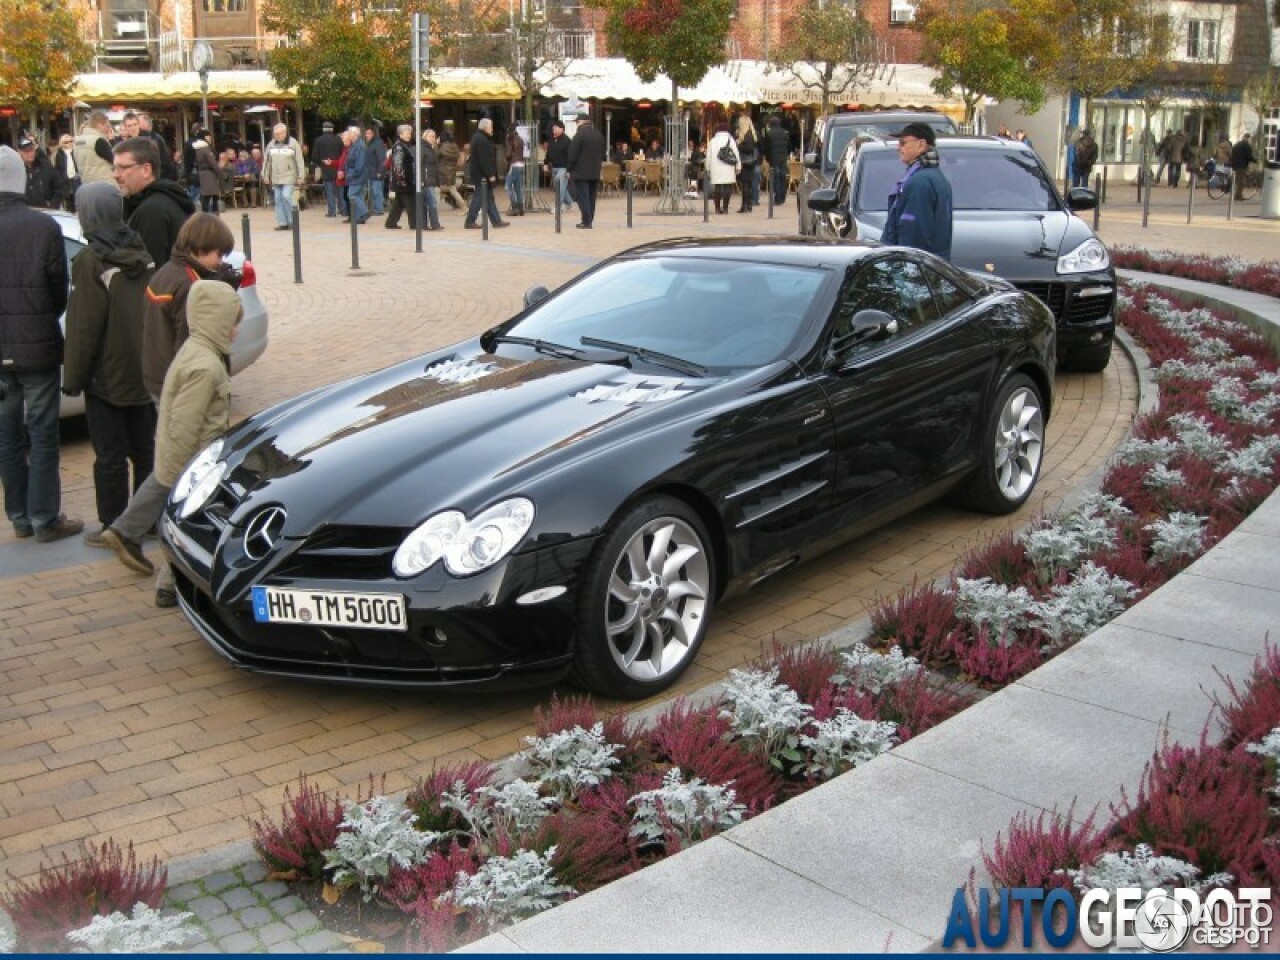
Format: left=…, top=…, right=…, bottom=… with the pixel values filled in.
left=49, top=134, right=81, bottom=212
left=16, top=136, right=55, bottom=209
left=763, top=115, right=791, bottom=206
left=0, top=145, right=82, bottom=543
left=567, top=113, right=606, bottom=229
left=311, top=121, right=346, bottom=217
left=463, top=118, right=507, bottom=229
left=113, top=137, right=197, bottom=268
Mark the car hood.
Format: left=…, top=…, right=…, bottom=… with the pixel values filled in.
left=855, top=210, right=1097, bottom=280
left=221, top=343, right=715, bottom=530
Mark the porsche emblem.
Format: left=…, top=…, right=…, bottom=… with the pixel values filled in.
left=984, top=263, right=996, bottom=273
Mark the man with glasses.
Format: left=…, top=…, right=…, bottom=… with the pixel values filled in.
left=881, top=122, right=952, bottom=261
left=113, top=137, right=195, bottom=267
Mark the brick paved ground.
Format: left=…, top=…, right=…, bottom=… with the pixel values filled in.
left=0, top=182, right=1270, bottom=894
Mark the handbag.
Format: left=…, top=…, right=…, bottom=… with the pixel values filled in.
left=717, top=140, right=737, bottom=165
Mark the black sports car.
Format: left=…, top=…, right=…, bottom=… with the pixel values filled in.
left=162, top=237, right=1055, bottom=700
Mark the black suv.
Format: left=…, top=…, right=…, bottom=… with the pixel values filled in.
left=808, top=136, right=1115, bottom=372
left=797, top=111, right=958, bottom=236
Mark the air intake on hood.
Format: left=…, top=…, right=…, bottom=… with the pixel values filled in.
left=574, top=379, right=696, bottom=406
left=423, top=357, right=498, bottom=384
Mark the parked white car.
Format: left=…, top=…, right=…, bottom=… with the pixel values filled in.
left=52, top=210, right=268, bottom=418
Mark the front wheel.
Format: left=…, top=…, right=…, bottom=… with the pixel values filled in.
left=952, top=374, right=1045, bottom=515
left=573, top=496, right=715, bottom=700
left=1206, top=172, right=1230, bottom=201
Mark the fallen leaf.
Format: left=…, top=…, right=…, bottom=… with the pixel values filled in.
left=353, top=940, right=386, bottom=953
left=322, top=882, right=342, bottom=905
left=267, top=869, right=300, bottom=882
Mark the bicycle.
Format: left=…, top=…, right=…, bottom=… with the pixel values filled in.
left=1204, top=162, right=1261, bottom=201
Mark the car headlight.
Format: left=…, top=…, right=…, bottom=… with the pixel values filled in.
left=171, top=439, right=227, bottom=519
left=1057, top=238, right=1110, bottom=275
left=393, top=498, right=535, bottom=578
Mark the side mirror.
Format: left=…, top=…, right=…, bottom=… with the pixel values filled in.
left=523, top=285, right=551, bottom=309
left=808, top=188, right=839, bottom=213
left=1064, top=187, right=1097, bottom=211
left=827, top=309, right=899, bottom=365
left=803, top=152, right=820, bottom=168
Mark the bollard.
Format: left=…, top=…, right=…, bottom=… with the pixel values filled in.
left=767, top=176, right=774, bottom=219
left=1228, top=182, right=1235, bottom=222
left=1093, top=173, right=1101, bottom=232
left=703, top=170, right=711, bottom=223
left=481, top=180, right=490, bottom=240
left=291, top=215, right=302, bottom=284
left=415, top=194, right=423, bottom=254
left=349, top=207, right=359, bottom=269
left=555, top=190, right=561, bottom=234
left=626, top=172, right=634, bottom=228
left=1101, top=167, right=1108, bottom=204
left=1141, top=171, right=1151, bottom=229
left=240, top=212, right=252, bottom=262
left=1187, top=173, right=1197, bottom=224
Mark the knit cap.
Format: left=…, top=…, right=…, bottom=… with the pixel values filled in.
left=0, top=146, right=26, bottom=195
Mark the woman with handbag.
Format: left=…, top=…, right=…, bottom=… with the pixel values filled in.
left=734, top=115, right=758, bottom=213
left=707, top=123, right=740, bottom=215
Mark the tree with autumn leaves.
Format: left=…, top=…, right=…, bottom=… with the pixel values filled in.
left=0, top=0, right=95, bottom=143
left=587, top=0, right=735, bottom=124
left=768, top=2, right=896, bottom=117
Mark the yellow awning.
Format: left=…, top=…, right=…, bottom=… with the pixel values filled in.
left=73, top=70, right=291, bottom=102
left=423, top=68, right=520, bottom=100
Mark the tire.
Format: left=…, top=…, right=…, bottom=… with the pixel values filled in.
left=952, top=374, right=1045, bottom=515
left=1064, top=340, right=1112, bottom=373
left=1207, top=174, right=1230, bottom=201
left=572, top=496, right=715, bottom=700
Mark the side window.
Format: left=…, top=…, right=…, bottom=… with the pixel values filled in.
left=924, top=267, right=971, bottom=317
left=833, top=258, right=941, bottom=349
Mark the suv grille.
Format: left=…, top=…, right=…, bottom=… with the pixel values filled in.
left=1015, top=282, right=1113, bottom=325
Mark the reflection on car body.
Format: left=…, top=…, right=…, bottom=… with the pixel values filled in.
left=161, top=237, right=1055, bottom=700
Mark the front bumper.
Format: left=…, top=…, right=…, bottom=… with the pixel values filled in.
left=1013, top=273, right=1114, bottom=355
left=163, top=511, right=595, bottom=690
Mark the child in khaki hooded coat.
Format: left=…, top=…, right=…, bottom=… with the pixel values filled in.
left=103, top=279, right=240, bottom=606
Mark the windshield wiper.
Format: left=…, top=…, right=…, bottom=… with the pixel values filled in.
left=580, top=336, right=707, bottom=376
left=489, top=334, right=586, bottom=361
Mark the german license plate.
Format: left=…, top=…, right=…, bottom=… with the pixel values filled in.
left=251, top=586, right=407, bottom=632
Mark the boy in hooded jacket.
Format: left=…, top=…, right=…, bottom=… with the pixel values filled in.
left=103, top=279, right=240, bottom=607
left=63, top=182, right=157, bottom=540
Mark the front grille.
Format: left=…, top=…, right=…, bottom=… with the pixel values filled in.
left=271, top=524, right=404, bottom=580
left=1014, top=282, right=1067, bottom=320
left=1015, top=281, right=1113, bottom=325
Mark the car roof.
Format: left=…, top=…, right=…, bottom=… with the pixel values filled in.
left=618, top=235, right=883, bottom=269
left=857, top=135, right=1035, bottom=152
left=822, top=111, right=958, bottom=129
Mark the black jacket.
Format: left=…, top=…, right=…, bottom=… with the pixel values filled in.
left=764, top=124, right=790, bottom=167
left=63, top=234, right=155, bottom=405
left=419, top=142, right=439, bottom=191
left=23, top=152, right=55, bottom=209
left=312, top=132, right=344, bottom=182
left=469, top=130, right=498, bottom=184
left=0, top=195, right=69, bottom=373
left=545, top=133, right=571, bottom=168
left=124, top=179, right=196, bottom=268
left=390, top=139, right=417, bottom=192
left=567, top=123, right=606, bottom=181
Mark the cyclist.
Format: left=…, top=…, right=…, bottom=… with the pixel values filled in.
left=1230, top=133, right=1256, bottom=201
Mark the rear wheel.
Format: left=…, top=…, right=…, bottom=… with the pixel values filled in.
left=1206, top=171, right=1231, bottom=201
left=1064, top=340, right=1113, bottom=373
left=952, top=374, right=1045, bottom=515
left=573, top=496, right=715, bottom=700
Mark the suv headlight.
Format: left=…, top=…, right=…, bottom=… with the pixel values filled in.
left=171, top=439, right=227, bottom=518
left=393, top=498, right=535, bottom=578
left=1057, top=238, right=1110, bottom=275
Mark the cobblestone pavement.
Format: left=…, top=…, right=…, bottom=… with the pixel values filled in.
left=1, top=183, right=1272, bottom=950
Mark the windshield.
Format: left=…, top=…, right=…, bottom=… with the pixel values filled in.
left=508, top=257, right=828, bottom=371
left=824, top=116, right=957, bottom=168
left=854, top=147, right=1062, bottom=213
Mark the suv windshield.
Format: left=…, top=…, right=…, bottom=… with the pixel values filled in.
left=854, top=146, right=1062, bottom=213
left=823, top=116, right=957, bottom=168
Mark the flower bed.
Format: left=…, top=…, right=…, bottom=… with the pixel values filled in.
left=4, top=265, right=1277, bottom=953
left=979, top=644, right=1280, bottom=943
left=1112, top=247, right=1280, bottom=299
left=872, top=284, right=1279, bottom=688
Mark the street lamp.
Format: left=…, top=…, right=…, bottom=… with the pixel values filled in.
left=192, top=40, right=214, bottom=130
